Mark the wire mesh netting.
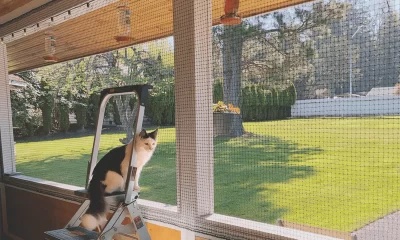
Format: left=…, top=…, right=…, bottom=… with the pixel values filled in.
left=11, top=39, right=176, bottom=205
left=212, top=0, right=400, bottom=238
left=4, top=0, right=400, bottom=239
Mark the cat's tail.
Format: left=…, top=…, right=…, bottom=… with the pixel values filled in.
left=81, top=177, right=108, bottom=230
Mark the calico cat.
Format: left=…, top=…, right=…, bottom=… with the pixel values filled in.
left=81, top=129, right=158, bottom=231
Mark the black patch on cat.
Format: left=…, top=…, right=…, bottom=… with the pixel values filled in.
left=139, top=129, right=158, bottom=140
left=86, top=144, right=126, bottom=215
left=148, top=128, right=158, bottom=140
left=92, top=145, right=126, bottom=179
left=85, top=129, right=157, bottom=216
left=86, top=176, right=106, bottom=215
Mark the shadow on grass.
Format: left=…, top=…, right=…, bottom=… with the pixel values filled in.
left=16, top=132, right=322, bottom=223
left=16, top=154, right=90, bottom=187
left=15, top=127, right=162, bottom=143
left=214, top=134, right=322, bottom=223
left=15, top=140, right=178, bottom=205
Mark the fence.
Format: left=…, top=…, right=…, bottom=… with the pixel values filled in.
left=291, top=96, right=400, bottom=117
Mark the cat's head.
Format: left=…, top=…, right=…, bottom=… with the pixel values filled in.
left=136, top=129, right=158, bottom=151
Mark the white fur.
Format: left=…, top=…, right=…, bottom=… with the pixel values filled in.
left=82, top=130, right=157, bottom=231
left=120, top=134, right=157, bottom=191
left=81, top=214, right=98, bottom=230
left=101, top=171, right=125, bottom=193
left=81, top=214, right=108, bottom=231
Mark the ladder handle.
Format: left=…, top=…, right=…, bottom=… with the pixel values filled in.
left=85, top=84, right=152, bottom=189
left=99, top=84, right=153, bottom=107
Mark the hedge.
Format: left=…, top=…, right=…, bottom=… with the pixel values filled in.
left=11, top=80, right=296, bottom=137
left=146, top=83, right=175, bottom=126
left=235, top=83, right=296, bottom=122
left=144, top=81, right=296, bottom=125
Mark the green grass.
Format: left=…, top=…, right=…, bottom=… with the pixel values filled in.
left=15, top=117, right=400, bottom=232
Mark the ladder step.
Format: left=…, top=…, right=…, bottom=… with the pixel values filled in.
left=44, top=226, right=98, bottom=240
left=74, top=189, right=126, bottom=204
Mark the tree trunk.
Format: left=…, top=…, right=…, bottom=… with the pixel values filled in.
left=222, top=25, right=244, bottom=137
left=59, top=104, right=70, bottom=133
left=41, top=102, right=53, bottom=135
left=74, top=104, right=87, bottom=132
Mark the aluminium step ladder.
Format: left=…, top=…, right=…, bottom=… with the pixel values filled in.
left=44, top=85, right=153, bottom=240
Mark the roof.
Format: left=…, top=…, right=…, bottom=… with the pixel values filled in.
left=366, top=87, right=396, bottom=97
left=9, top=74, right=27, bottom=89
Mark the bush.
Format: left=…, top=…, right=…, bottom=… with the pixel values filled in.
left=145, top=80, right=297, bottom=125
left=257, top=87, right=266, bottom=121
left=238, top=84, right=296, bottom=122
left=240, top=86, right=251, bottom=121
left=213, top=101, right=240, bottom=114
left=213, top=79, right=224, bottom=103
left=147, top=82, right=175, bottom=126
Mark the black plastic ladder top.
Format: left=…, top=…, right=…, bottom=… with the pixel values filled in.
left=99, top=84, right=153, bottom=106
left=84, top=83, right=153, bottom=190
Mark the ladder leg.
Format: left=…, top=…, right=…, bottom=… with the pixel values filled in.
left=98, top=203, right=128, bottom=240
left=127, top=202, right=151, bottom=240
left=66, top=199, right=90, bottom=228
left=114, top=223, right=137, bottom=239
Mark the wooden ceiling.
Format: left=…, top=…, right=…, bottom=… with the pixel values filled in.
left=6, top=0, right=312, bottom=74
left=0, top=0, right=33, bottom=17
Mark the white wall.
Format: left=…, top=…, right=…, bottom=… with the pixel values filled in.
left=291, top=96, right=400, bottom=117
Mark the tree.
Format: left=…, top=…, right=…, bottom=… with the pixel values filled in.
left=376, top=4, right=400, bottom=88
left=95, top=47, right=173, bottom=143
left=10, top=77, right=42, bottom=137
left=17, top=68, right=59, bottom=135
left=212, top=1, right=346, bottom=134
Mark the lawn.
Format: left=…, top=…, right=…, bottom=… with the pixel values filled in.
left=15, top=117, right=400, bottom=232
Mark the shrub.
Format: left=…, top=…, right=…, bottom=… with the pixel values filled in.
left=59, top=103, right=70, bottom=133
left=213, top=79, right=224, bottom=103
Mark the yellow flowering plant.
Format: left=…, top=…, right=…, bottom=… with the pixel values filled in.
left=213, top=101, right=240, bottom=114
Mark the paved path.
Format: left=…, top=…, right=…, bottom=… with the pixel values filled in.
left=353, top=211, right=400, bottom=240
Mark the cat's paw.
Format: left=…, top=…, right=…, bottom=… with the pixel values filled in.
left=134, top=185, right=141, bottom=192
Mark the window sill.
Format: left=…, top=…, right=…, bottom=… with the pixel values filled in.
left=2, top=174, right=340, bottom=240
left=2, top=174, right=178, bottom=220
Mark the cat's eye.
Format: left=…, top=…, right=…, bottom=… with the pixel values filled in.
left=145, top=143, right=149, bottom=145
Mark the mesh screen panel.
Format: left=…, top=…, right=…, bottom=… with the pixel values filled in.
left=2, top=0, right=400, bottom=239
left=212, top=0, right=400, bottom=239
left=11, top=36, right=176, bottom=205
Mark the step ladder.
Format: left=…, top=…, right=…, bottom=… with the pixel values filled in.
left=44, top=85, right=153, bottom=240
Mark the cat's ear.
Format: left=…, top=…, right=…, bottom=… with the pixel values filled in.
left=149, top=128, right=158, bottom=140
left=139, top=129, right=147, bottom=138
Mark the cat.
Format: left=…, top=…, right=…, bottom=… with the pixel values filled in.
left=81, top=128, right=158, bottom=231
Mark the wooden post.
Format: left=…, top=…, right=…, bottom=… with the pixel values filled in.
left=173, top=0, right=214, bottom=221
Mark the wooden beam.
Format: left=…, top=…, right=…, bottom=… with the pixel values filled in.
left=0, top=0, right=92, bottom=37
left=6, top=0, right=314, bottom=73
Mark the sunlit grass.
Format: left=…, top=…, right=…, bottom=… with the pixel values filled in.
left=15, top=117, right=400, bottom=232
